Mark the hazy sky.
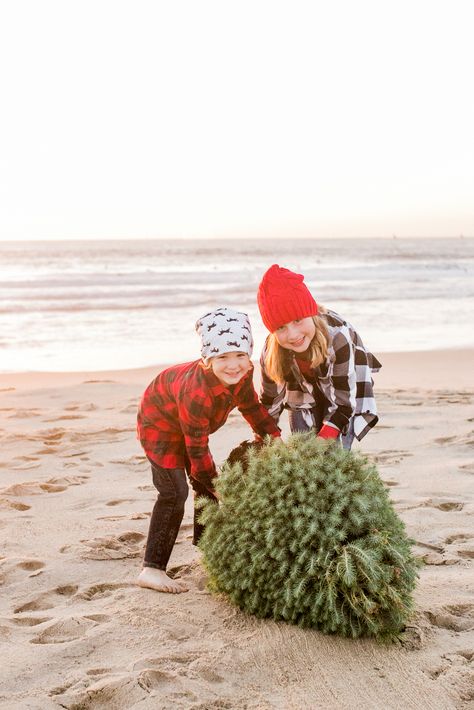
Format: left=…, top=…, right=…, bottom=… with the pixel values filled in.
left=1, top=1, right=473, bottom=241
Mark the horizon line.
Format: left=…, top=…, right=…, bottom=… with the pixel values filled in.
left=0, top=234, right=472, bottom=244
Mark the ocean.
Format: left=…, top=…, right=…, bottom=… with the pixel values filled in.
left=1, top=237, right=473, bottom=373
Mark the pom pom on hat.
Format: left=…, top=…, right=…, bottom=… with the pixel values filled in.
left=195, top=307, right=254, bottom=361
left=257, top=264, right=318, bottom=332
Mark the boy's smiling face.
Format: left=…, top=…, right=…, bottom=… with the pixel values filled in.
left=209, top=351, right=252, bottom=386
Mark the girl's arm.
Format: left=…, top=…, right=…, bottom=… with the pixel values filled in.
left=319, top=328, right=356, bottom=436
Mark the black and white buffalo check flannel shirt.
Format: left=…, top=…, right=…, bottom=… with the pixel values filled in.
left=260, top=310, right=382, bottom=441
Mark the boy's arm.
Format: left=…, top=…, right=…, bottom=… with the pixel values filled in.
left=259, top=344, right=286, bottom=423
left=178, top=393, right=218, bottom=494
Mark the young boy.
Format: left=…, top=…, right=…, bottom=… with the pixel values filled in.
left=136, top=307, right=281, bottom=593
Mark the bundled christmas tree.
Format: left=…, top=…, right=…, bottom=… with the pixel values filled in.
left=198, top=434, right=418, bottom=641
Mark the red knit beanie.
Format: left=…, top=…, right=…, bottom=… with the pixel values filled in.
left=257, top=264, right=318, bottom=332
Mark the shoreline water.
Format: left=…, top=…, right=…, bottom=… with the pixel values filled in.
left=2, top=236, right=473, bottom=373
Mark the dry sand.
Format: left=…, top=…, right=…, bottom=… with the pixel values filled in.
left=0, top=350, right=473, bottom=709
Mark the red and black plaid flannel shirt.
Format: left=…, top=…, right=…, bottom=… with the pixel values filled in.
left=137, top=359, right=281, bottom=492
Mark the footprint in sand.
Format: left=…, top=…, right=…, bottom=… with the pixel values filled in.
left=49, top=475, right=89, bottom=486
left=62, top=450, right=90, bottom=458
left=425, top=650, right=474, bottom=704
left=52, top=669, right=183, bottom=709
left=48, top=670, right=114, bottom=700
left=10, top=460, right=42, bottom=471
left=14, top=584, right=79, bottom=613
left=371, top=450, right=413, bottom=465
left=412, top=539, right=456, bottom=566
left=34, top=447, right=58, bottom=455
left=133, top=653, right=226, bottom=689
left=82, top=379, right=117, bottom=384
left=2, top=481, right=67, bottom=496
left=382, top=478, right=399, bottom=487
left=1, top=475, right=89, bottom=497
left=55, top=661, right=215, bottom=710
left=134, top=653, right=225, bottom=684
left=65, top=403, right=98, bottom=412
left=85, top=668, right=113, bottom=676
left=40, top=428, right=67, bottom=443
left=97, top=512, right=150, bottom=521
left=76, top=582, right=132, bottom=601
left=444, top=534, right=474, bottom=560
left=69, top=427, right=134, bottom=444
left=130, top=653, right=197, bottom=673
left=14, top=560, right=44, bottom=571
left=407, top=498, right=465, bottom=513
left=166, top=560, right=207, bottom=590
left=63, top=531, right=145, bottom=560
left=0, top=497, right=31, bottom=511
left=110, top=455, right=147, bottom=467
left=7, top=409, right=43, bottom=419
left=418, top=552, right=460, bottom=566
left=459, top=462, right=474, bottom=474
left=120, top=403, right=139, bottom=413
left=445, top=533, right=472, bottom=545
left=11, top=616, right=53, bottom=627
left=425, top=603, right=474, bottom=632
left=43, top=414, right=87, bottom=422
left=435, top=431, right=474, bottom=448
left=174, top=522, right=194, bottom=545
left=0, top=558, right=45, bottom=585
left=30, top=614, right=107, bottom=644
left=426, top=499, right=465, bottom=512
left=106, top=499, right=136, bottom=507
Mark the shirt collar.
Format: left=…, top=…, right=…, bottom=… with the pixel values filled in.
left=200, top=360, right=254, bottom=397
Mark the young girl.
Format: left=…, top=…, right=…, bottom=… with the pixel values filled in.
left=136, top=306, right=281, bottom=594
left=257, top=264, right=381, bottom=449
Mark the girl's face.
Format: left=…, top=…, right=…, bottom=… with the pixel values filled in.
left=209, top=351, right=252, bottom=386
left=274, top=317, right=316, bottom=353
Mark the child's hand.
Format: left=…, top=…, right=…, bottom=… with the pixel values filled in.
left=317, top=423, right=340, bottom=440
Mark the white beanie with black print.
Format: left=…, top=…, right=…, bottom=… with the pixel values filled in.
left=195, top=307, right=254, bottom=362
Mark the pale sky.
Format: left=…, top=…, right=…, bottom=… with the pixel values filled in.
left=1, top=0, right=473, bottom=241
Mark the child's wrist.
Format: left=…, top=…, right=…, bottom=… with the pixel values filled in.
left=317, top=423, right=340, bottom=439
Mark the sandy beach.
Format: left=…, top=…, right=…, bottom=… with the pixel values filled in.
left=1, top=349, right=473, bottom=709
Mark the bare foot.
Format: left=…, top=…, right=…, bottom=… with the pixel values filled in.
left=136, top=567, right=189, bottom=593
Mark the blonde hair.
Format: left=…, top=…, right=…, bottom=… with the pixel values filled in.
left=264, top=308, right=330, bottom=384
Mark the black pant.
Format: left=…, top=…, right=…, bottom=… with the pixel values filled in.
left=143, top=462, right=217, bottom=571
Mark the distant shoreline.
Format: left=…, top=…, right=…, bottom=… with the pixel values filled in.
left=1, top=235, right=473, bottom=245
